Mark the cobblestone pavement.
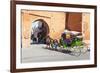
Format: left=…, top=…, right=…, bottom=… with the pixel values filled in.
left=22, top=44, right=90, bottom=63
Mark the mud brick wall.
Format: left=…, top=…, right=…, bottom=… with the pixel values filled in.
left=21, top=10, right=66, bottom=48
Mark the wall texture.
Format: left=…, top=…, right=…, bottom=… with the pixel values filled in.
left=82, top=13, right=90, bottom=44
left=21, top=10, right=66, bottom=48
left=21, top=10, right=90, bottom=48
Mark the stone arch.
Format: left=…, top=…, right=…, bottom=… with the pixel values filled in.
left=31, top=19, right=50, bottom=44
left=33, top=19, right=49, bottom=35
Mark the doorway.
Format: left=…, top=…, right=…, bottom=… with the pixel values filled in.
left=65, top=12, right=82, bottom=32
left=31, top=19, right=49, bottom=44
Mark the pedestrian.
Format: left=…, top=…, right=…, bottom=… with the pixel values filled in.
left=46, top=35, right=51, bottom=49
left=53, top=39, right=58, bottom=50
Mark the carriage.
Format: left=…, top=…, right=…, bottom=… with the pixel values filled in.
left=46, top=30, right=90, bottom=56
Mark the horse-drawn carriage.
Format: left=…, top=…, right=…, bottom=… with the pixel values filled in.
left=46, top=30, right=90, bottom=56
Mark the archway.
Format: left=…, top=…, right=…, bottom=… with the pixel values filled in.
left=31, top=19, right=49, bottom=44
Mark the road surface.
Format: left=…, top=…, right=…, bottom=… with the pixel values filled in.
left=22, top=44, right=90, bottom=63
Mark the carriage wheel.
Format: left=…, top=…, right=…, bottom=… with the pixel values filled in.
left=80, top=44, right=90, bottom=54
left=69, top=46, right=81, bottom=57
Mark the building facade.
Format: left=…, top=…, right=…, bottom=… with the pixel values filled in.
left=21, top=10, right=90, bottom=48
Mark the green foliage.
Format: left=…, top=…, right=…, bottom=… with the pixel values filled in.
left=75, top=40, right=82, bottom=46
left=71, top=38, right=83, bottom=47
left=60, top=38, right=67, bottom=48
left=59, top=36, right=83, bottom=48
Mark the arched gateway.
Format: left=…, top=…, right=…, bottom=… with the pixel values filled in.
left=31, top=19, right=49, bottom=44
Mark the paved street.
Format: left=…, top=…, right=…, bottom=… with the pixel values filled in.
left=22, top=44, right=90, bottom=63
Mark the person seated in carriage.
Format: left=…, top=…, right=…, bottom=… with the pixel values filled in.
left=61, top=32, right=73, bottom=47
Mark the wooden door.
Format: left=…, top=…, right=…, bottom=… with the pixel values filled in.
left=65, top=12, right=82, bottom=32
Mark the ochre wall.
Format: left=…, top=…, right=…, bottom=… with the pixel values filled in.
left=82, top=13, right=90, bottom=44
left=21, top=10, right=90, bottom=48
left=21, top=10, right=66, bottom=48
